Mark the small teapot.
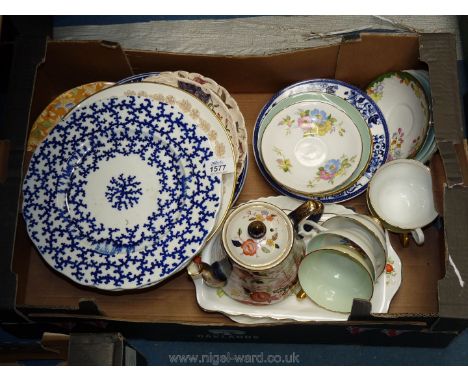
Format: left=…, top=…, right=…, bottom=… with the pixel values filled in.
left=190, top=199, right=323, bottom=305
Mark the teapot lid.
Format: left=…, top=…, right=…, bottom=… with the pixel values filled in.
left=222, top=201, right=294, bottom=270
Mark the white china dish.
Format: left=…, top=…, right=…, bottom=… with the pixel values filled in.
left=260, top=97, right=363, bottom=194
left=117, top=71, right=249, bottom=199
left=320, top=215, right=387, bottom=278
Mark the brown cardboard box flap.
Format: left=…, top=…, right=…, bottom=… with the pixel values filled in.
left=438, top=186, right=468, bottom=319
left=420, top=34, right=466, bottom=188
left=125, top=44, right=340, bottom=94
left=335, top=33, right=422, bottom=87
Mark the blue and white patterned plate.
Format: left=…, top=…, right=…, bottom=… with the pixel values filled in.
left=253, top=79, right=389, bottom=203
left=78, top=82, right=237, bottom=245
left=23, top=95, right=223, bottom=290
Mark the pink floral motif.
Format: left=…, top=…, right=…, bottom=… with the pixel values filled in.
left=307, top=155, right=356, bottom=188
left=279, top=108, right=343, bottom=137
left=388, top=128, right=405, bottom=161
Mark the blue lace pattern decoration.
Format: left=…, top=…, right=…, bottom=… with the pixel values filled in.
left=23, top=96, right=222, bottom=289
left=105, top=174, right=143, bottom=210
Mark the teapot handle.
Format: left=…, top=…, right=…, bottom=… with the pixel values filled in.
left=288, top=200, right=324, bottom=228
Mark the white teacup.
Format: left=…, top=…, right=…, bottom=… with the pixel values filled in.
left=367, top=159, right=438, bottom=246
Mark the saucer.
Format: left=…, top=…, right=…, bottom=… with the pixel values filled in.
left=260, top=96, right=363, bottom=194
left=366, top=71, right=430, bottom=161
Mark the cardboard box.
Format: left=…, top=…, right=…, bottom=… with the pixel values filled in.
left=1, top=30, right=468, bottom=345
left=0, top=331, right=144, bottom=365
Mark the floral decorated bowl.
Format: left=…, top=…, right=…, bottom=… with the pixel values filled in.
left=366, top=71, right=430, bottom=161
left=259, top=93, right=369, bottom=195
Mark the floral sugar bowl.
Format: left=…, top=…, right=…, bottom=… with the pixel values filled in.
left=191, top=200, right=324, bottom=305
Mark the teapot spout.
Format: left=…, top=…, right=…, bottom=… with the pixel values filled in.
left=196, top=258, right=232, bottom=288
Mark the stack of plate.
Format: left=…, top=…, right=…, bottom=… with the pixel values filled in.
left=253, top=79, right=390, bottom=203
left=117, top=71, right=249, bottom=196
left=23, top=76, right=248, bottom=291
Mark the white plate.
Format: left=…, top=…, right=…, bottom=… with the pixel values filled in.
left=191, top=195, right=402, bottom=322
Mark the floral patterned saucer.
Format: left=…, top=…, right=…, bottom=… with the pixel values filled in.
left=27, top=82, right=113, bottom=152
left=259, top=92, right=371, bottom=196
left=190, top=196, right=402, bottom=322
left=23, top=94, right=224, bottom=290
left=366, top=71, right=430, bottom=161
left=253, top=79, right=389, bottom=203
left=260, top=99, right=362, bottom=194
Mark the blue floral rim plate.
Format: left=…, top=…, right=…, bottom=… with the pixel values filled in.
left=23, top=95, right=223, bottom=290
left=253, top=79, right=389, bottom=203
